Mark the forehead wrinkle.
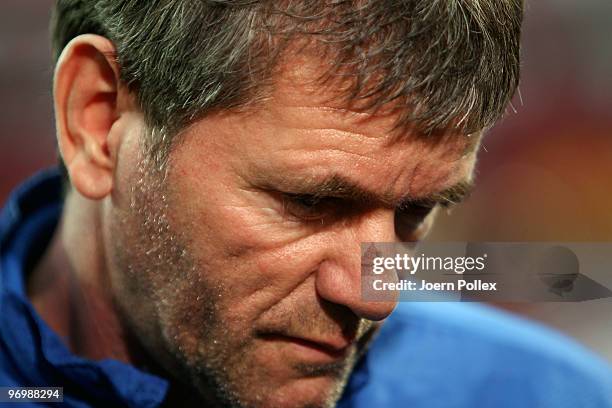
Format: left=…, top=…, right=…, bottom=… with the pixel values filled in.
left=244, top=127, right=472, bottom=208
left=268, top=99, right=400, bottom=140
left=273, top=48, right=409, bottom=132
left=276, top=108, right=481, bottom=161
left=270, top=103, right=478, bottom=159
left=291, top=147, right=381, bottom=165
left=270, top=48, right=489, bottom=152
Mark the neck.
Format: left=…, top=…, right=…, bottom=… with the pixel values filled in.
left=27, top=190, right=133, bottom=363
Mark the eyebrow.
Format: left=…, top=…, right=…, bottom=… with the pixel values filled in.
left=255, top=173, right=474, bottom=209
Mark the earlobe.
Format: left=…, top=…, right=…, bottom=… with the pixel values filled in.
left=54, top=34, right=121, bottom=200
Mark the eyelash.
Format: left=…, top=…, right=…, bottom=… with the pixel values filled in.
left=281, top=193, right=335, bottom=221
left=280, top=192, right=438, bottom=236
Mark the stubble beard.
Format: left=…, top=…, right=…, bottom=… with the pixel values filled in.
left=109, top=151, right=368, bottom=408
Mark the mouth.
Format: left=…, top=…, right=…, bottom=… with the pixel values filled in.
left=258, top=332, right=353, bottom=361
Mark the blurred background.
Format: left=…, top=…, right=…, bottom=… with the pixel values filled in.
left=1, top=1, right=611, bottom=360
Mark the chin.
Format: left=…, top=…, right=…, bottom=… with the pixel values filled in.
left=179, top=344, right=354, bottom=408
left=187, top=374, right=348, bottom=408
left=245, top=376, right=348, bottom=408
left=244, top=342, right=355, bottom=407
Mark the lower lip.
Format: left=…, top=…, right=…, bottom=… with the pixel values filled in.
left=260, top=334, right=350, bottom=362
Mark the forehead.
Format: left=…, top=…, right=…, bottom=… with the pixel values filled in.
left=174, top=54, right=479, bottom=205
left=230, top=55, right=479, bottom=199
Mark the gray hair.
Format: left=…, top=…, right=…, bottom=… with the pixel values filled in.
left=51, top=0, right=523, bottom=162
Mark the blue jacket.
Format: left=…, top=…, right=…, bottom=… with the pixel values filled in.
left=1, top=169, right=611, bottom=407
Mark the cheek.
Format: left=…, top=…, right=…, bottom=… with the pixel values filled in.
left=166, top=133, right=330, bottom=263
left=165, top=159, right=329, bottom=315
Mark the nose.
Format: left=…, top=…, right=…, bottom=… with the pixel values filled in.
left=315, top=209, right=398, bottom=321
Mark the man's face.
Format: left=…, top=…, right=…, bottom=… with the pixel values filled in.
left=105, top=59, right=478, bottom=408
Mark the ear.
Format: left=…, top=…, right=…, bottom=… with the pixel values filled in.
left=54, top=34, right=122, bottom=199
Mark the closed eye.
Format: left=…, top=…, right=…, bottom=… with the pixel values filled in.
left=281, top=193, right=341, bottom=221
left=394, top=201, right=436, bottom=241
